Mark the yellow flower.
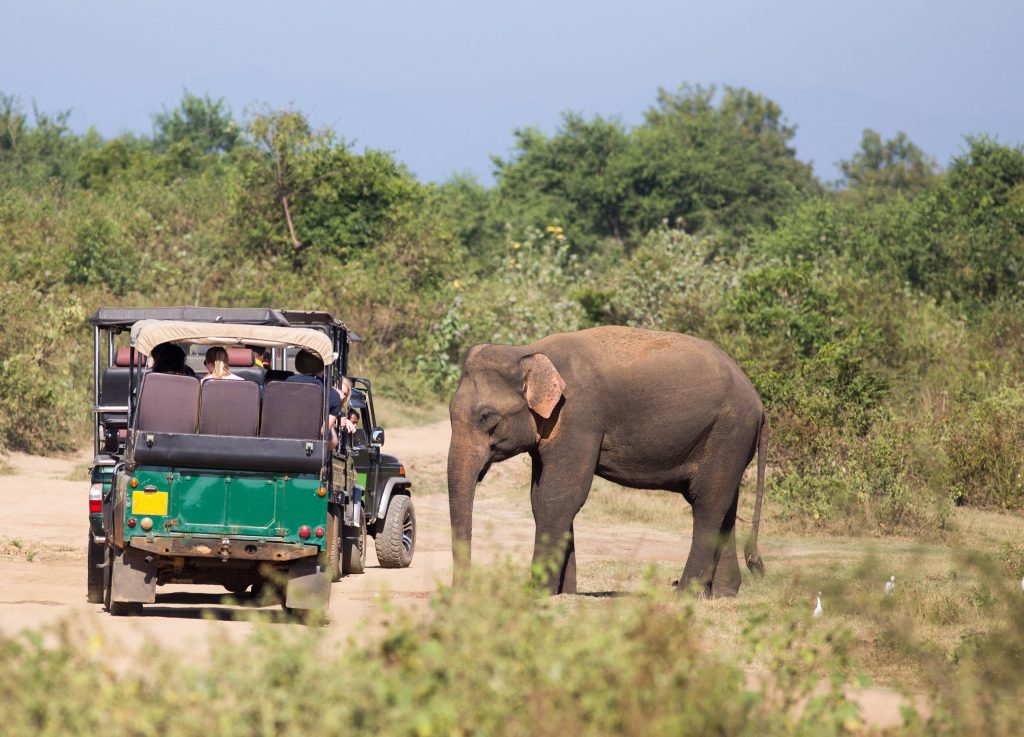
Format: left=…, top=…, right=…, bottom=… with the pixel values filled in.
left=452, top=279, right=462, bottom=290
left=545, top=225, right=563, bottom=234
left=511, top=242, right=521, bottom=250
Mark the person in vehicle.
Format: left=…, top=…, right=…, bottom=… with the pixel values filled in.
left=338, top=376, right=358, bottom=434
left=201, top=347, right=244, bottom=382
left=287, top=349, right=347, bottom=449
left=151, top=342, right=196, bottom=377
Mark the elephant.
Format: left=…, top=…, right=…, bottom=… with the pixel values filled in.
left=447, top=325, right=767, bottom=597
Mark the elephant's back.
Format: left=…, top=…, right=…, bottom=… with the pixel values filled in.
left=536, top=326, right=762, bottom=425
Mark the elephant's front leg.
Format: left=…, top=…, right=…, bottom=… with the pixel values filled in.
left=529, top=445, right=597, bottom=595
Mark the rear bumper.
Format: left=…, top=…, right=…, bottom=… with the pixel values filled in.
left=128, top=535, right=319, bottom=562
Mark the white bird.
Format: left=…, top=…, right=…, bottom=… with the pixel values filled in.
left=884, top=575, right=895, bottom=595
left=1020, top=575, right=1023, bottom=594
left=813, top=592, right=823, bottom=618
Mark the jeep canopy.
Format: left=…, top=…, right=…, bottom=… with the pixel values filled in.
left=89, top=306, right=291, bottom=330
left=130, top=320, right=336, bottom=364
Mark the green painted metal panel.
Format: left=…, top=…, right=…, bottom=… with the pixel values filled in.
left=123, top=466, right=328, bottom=549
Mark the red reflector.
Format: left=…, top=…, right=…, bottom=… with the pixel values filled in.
left=127, top=518, right=137, bottom=528
left=89, top=500, right=102, bottom=514
left=298, top=525, right=311, bottom=540
left=314, top=526, right=325, bottom=538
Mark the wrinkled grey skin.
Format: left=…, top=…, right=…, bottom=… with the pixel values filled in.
left=447, top=326, right=767, bottom=597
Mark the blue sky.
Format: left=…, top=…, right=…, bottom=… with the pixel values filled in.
left=3, top=0, right=1022, bottom=184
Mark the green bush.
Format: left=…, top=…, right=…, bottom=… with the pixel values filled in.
left=0, top=571, right=862, bottom=737
left=942, top=386, right=1024, bottom=509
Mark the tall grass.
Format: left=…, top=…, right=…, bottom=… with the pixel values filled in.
left=1, top=562, right=1022, bottom=736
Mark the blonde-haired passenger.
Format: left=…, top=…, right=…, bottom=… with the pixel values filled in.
left=201, top=347, right=244, bottom=382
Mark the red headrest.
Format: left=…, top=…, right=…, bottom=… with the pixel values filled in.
left=226, top=348, right=254, bottom=367
left=114, top=348, right=147, bottom=367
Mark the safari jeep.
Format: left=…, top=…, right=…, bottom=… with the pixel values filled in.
left=87, top=307, right=415, bottom=617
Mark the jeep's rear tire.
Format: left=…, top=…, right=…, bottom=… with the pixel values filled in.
left=375, top=494, right=415, bottom=569
left=103, top=545, right=143, bottom=617
left=341, top=508, right=366, bottom=575
left=87, top=535, right=105, bottom=604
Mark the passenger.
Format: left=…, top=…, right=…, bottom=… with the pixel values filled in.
left=151, top=343, right=196, bottom=377
left=247, top=345, right=270, bottom=370
left=287, top=349, right=345, bottom=449
left=201, top=347, right=244, bottom=383
left=337, top=377, right=358, bottom=434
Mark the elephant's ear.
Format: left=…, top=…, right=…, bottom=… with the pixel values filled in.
left=521, top=353, right=565, bottom=419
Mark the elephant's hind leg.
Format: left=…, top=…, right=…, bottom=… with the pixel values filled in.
left=679, top=453, right=746, bottom=598
left=710, top=493, right=741, bottom=597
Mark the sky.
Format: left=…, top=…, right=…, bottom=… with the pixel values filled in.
left=2, top=0, right=1022, bottom=184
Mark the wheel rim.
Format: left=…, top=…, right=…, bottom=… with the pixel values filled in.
left=401, top=508, right=414, bottom=555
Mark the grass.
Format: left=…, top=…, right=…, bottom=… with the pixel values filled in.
left=2, top=559, right=1021, bottom=736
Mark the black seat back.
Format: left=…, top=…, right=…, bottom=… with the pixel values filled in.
left=199, top=380, right=260, bottom=437
left=136, top=373, right=200, bottom=434
left=260, top=381, right=322, bottom=439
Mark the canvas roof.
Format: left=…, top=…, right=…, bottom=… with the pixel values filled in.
left=89, top=306, right=290, bottom=329
left=130, top=320, right=336, bottom=364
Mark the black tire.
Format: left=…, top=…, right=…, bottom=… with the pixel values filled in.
left=326, top=504, right=342, bottom=582
left=341, top=508, right=366, bottom=575
left=103, top=545, right=143, bottom=617
left=87, top=536, right=105, bottom=604
left=375, top=494, right=415, bottom=569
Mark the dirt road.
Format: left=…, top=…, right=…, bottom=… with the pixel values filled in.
left=0, top=419, right=685, bottom=649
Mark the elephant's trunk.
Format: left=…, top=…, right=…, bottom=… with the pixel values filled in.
left=447, top=439, right=486, bottom=588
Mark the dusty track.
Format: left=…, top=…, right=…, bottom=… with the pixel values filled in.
left=0, top=420, right=685, bottom=649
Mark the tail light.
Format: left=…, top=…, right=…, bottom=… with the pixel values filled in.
left=89, top=483, right=103, bottom=514
left=298, top=525, right=311, bottom=540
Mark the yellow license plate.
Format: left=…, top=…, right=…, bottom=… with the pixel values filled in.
left=132, top=490, right=168, bottom=516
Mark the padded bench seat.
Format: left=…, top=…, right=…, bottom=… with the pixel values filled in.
left=130, top=432, right=327, bottom=474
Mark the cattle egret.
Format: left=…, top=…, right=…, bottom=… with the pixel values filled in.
left=813, top=592, right=823, bottom=618
left=885, top=575, right=895, bottom=595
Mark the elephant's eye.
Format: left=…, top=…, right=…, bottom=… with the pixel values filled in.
left=478, top=409, right=499, bottom=431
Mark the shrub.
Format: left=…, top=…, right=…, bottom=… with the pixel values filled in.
left=942, top=386, right=1024, bottom=509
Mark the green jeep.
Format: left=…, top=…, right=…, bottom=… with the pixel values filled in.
left=87, top=307, right=415, bottom=617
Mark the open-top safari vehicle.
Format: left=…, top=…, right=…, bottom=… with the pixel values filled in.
left=86, top=306, right=415, bottom=616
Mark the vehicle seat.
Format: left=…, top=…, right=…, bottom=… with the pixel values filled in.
left=225, top=348, right=266, bottom=385
left=260, top=381, right=322, bottom=439
left=199, top=379, right=260, bottom=437
left=136, top=373, right=200, bottom=434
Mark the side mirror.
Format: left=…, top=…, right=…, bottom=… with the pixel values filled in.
left=370, top=427, right=385, bottom=446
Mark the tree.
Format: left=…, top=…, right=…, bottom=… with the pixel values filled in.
left=233, top=108, right=424, bottom=260
left=625, top=84, right=819, bottom=239
left=838, top=129, right=938, bottom=196
left=493, top=113, right=632, bottom=251
left=153, top=92, right=239, bottom=155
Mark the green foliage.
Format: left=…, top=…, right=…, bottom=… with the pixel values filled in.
left=838, top=129, right=939, bottom=197
left=4, top=86, right=1024, bottom=530
left=232, top=108, right=426, bottom=261
left=490, top=85, right=819, bottom=252
left=0, top=571, right=865, bottom=737
left=942, top=386, right=1024, bottom=509
left=153, top=91, right=240, bottom=155
left=0, top=287, right=85, bottom=454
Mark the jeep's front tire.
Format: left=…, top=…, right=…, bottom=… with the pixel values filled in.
left=375, top=494, right=415, bottom=568
left=341, top=508, right=366, bottom=575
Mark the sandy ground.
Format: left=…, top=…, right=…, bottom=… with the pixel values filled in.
left=0, top=419, right=917, bottom=728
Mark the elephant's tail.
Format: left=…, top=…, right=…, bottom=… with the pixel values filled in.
left=744, top=413, right=768, bottom=577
